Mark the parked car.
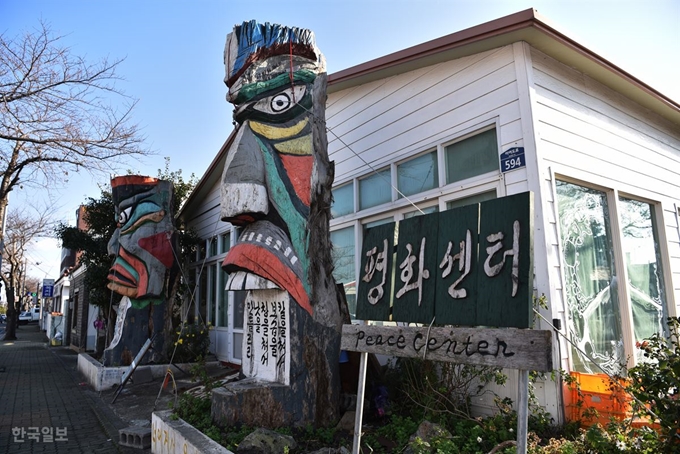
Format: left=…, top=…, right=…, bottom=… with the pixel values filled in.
left=18, top=311, right=32, bottom=324
left=0, top=314, right=6, bottom=323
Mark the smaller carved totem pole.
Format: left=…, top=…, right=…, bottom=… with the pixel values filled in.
left=103, top=176, right=178, bottom=367
left=212, top=20, right=343, bottom=428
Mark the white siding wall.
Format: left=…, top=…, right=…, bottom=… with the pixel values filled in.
left=327, top=44, right=553, bottom=418
left=328, top=46, right=524, bottom=185
left=184, top=183, right=223, bottom=240
left=530, top=47, right=680, bottom=373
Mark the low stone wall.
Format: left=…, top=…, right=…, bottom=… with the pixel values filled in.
left=76, top=353, right=217, bottom=391
left=151, top=410, right=232, bottom=454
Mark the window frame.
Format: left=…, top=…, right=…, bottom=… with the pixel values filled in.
left=554, top=174, right=675, bottom=371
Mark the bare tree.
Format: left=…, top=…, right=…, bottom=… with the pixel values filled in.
left=0, top=21, right=150, bottom=288
left=1, top=207, right=53, bottom=340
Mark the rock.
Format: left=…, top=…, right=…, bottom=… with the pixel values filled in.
left=236, top=427, right=297, bottom=454
left=335, top=411, right=356, bottom=433
left=403, top=421, right=452, bottom=454
left=306, top=447, right=350, bottom=454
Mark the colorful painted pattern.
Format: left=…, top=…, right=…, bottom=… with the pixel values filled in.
left=107, top=175, right=177, bottom=309
left=220, top=21, right=325, bottom=315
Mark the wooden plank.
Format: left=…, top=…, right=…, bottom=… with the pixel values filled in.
left=477, top=192, right=534, bottom=328
left=341, top=324, right=553, bottom=372
left=392, top=214, right=438, bottom=323
left=435, top=203, right=479, bottom=325
left=356, top=222, right=395, bottom=321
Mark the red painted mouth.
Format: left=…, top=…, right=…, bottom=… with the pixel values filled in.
left=222, top=242, right=312, bottom=315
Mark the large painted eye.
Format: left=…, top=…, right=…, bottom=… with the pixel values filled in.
left=118, top=207, right=132, bottom=225
left=252, top=85, right=306, bottom=115
left=270, top=93, right=292, bottom=112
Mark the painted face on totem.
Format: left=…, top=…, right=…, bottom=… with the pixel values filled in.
left=107, top=176, right=176, bottom=307
left=220, top=21, right=325, bottom=315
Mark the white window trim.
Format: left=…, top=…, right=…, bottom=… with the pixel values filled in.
left=553, top=173, right=675, bottom=371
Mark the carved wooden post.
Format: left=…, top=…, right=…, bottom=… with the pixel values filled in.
left=103, top=176, right=179, bottom=366
left=211, top=20, right=343, bottom=428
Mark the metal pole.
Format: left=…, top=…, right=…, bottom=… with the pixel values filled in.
left=517, top=369, right=529, bottom=454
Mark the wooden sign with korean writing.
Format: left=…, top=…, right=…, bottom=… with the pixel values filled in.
left=392, top=214, right=438, bottom=323
left=357, top=192, right=535, bottom=329
left=356, top=222, right=395, bottom=322
left=477, top=192, right=534, bottom=328
left=435, top=203, right=480, bottom=326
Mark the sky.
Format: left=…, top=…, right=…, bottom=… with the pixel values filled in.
left=3, top=0, right=679, bottom=281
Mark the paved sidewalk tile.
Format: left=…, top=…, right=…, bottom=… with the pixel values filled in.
left=0, top=324, right=123, bottom=453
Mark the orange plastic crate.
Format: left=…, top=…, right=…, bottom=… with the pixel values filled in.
left=566, top=372, right=631, bottom=427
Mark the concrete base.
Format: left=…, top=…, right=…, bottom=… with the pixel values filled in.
left=151, top=410, right=231, bottom=454
left=212, top=378, right=296, bottom=428
left=77, top=353, right=218, bottom=392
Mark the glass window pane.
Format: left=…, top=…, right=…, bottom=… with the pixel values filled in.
left=556, top=180, right=623, bottom=374
left=331, top=226, right=356, bottom=318
left=208, top=264, right=217, bottom=326
left=332, top=183, right=354, bottom=218
left=359, top=169, right=391, bottom=210
left=403, top=205, right=438, bottom=219
left=446, top=190, right=497, bottom=210
left=619, top=197, right=667, bottom=363
left=445, top=129, right=498, bottom=184
left=220, top=232, right=231, bottom=254
left=233, top=332, right=243, bottom=360
left=233, top=291, right=246, bottom=329
left=198, top=268, right=207, bottom=325
left=397, top=151, right=438, bottom=198
left=209, top=237, right=218, bottom=257
left=218, top=268, right=229, bottom=327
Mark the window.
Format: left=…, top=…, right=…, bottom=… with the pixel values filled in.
left=217, top=268, right=229, bottom=327
left=397, top=151, right=438, bottom=198
left=220, top=232, right=231, bottom=254
left=209, top=236, right=218, bottom=257
left=332, top=183, right=354, bottom=218
left=556, top=180, right=667, bottom=374
left=446, top=190, right=496, bottom=210
left=331, top=226, right=356, bottom=317
left=359, top=168, right=391, bottom=210
left=445, top=128, right=498, bottom=184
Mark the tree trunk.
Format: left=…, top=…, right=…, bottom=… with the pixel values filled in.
left=2, top=285, right=18, bottom=341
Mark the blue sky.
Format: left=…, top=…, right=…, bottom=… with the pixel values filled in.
left=4, top=0, right=679, bottom=280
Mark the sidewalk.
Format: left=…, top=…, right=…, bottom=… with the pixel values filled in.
left=0, top=323, right=139, bottom=453
left=0, top=323, right=237, bottom=454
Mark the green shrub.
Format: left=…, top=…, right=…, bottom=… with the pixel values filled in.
left=170, top=321, right=211, bottom=363
left=626, top=316, right=680, bottom=452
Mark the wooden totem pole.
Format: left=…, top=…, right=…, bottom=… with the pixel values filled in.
left=103, top=176, right=178, bottom=367
left=212, top=21, right=343, bottom=428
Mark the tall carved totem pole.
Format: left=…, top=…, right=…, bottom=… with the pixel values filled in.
left=103, top=176, right=178, bottom=367
left=212, top=21, right=343, bottom=428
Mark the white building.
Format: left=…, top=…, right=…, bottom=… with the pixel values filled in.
left=179, top=9, right=680, bottom=424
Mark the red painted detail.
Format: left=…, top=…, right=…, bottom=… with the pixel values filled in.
left=115, top=247, right=149, bottom=297
left=280, top=155, right=313, bottom=207
left=109, top=262, right=136, bottom=284
left=138, top=232, right=175, bottom=269
left=222, top=243, right=312, bottom=316
left=111, top=175, right=159, bottom=187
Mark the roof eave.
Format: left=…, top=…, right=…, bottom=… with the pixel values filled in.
left=328, top=8, right=680, bottom=126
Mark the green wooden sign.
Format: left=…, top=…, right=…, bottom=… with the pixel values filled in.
left=356, top=222, right=395, bottom=321
left=392, top=214, right=438, bottom=323
left=357, top=192, right=534, bottom=329
left=435, top=203, right=480, bottom=326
